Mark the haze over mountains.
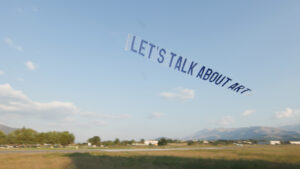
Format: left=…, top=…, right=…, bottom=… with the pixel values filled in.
left=188, top=125, right=300, bottom=141
left=0, top=124, right=17, bottom=134
left=280, top=124, right=300, bottom=132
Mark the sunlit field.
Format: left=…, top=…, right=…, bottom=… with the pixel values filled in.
left=1, top=145, right=300, bottom=169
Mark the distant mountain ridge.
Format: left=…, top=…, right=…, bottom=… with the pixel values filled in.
left=279, top=124, right=300, bottom=133
left=188, top=126, right=300, bottom=141
left=0, top=124, right=18, bottom=134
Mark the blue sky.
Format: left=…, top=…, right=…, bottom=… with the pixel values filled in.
left=0, top=0, right=300, bottom=142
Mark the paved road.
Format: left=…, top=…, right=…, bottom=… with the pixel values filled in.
left=0, top=147, right=229, bottom=154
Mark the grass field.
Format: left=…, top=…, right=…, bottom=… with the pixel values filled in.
left=1, top=145, right=300, bottom=169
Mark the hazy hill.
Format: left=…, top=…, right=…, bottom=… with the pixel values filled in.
left=280, top=124, right=300, bottom=133
left=0, top=124, right=18, bottom=134
left=188, top=126, right=300, bottom=141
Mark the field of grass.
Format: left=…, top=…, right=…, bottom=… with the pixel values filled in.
left=0, top=145, right=300, bottom=169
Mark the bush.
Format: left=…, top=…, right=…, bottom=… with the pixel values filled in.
left=187, top=140, right=196, bottom=145
left=158, top=138, right=167, bottom=146
left=88, top=136, right=101, bottom=146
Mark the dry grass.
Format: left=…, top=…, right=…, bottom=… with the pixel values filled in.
left=0, top=153, right=72, bottom=169
left=117, top=145, right=300, bottom=163
left=0, top=145, right=300, bottom=169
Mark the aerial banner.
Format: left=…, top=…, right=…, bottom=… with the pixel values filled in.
left=125, top=34, right=252, bottom=95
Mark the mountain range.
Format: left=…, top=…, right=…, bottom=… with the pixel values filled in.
left=0, top=124, right=18, bottom=134
left=187, top=125, right=300, bottom=141
left=279, top=124, right=300, bottom=132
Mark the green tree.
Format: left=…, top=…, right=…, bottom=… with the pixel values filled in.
left=9, top=128, right=38, bottom=144
left=45, top=132, right=59, bottom=144
left=187, top=140, right=196, bottom=145
left=102, top=140, right=113, bottom=146
left=6, top=132, right=16, bottom=144
left=158, top=138, right=167, bottom=146
left=1, top=129, right=75, bottom=145
left=0, top=131, right=6, bottom=145
left=59, top=131, right=75, bottom=146
left=114, top=138, right=120, bottom=145
left=88, top=136, right=101, bottom=146
left=130, top=139, right=135, bottom=145
left=37, top=131, right=74, bottom=145
left=36, top=132, right=47, bottom=144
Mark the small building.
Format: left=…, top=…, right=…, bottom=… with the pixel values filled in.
left=270, top=141, right=281, bottom=145
left=234, top=143, right=244, bottom=147
left=242, top=141, right=252, bottom=144
left=290, top=141, right=300, bottom=145
left=203, top=140, right=209, bottom=144
left=144, top=140, right=158, bottom=146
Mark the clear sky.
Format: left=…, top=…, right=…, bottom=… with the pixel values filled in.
left=0, top=0, right=300, bottom=142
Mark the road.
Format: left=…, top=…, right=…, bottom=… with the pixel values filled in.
left=0, top=147, right=229, bottom=154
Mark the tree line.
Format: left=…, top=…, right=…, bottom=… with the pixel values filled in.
left=87, top=136, right=137, bottom=146
left=0, top=128, right=74, bottom=146
left=86, top=136, right=174, bottom=146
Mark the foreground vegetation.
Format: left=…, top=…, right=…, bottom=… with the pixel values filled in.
left=0, top=145, right=300, bottom=169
